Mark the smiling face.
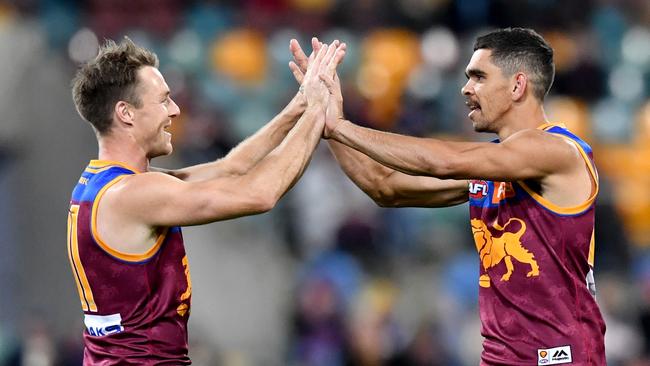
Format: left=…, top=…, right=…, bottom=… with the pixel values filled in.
left=461, top=49, right=514, bottom=133
left=131, top=66, right=180, bottom=158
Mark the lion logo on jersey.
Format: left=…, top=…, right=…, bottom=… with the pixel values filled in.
left=471, top=218, right=539, bottom=288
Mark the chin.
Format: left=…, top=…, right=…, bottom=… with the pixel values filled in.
left=148, top=146, right=173, bottom=159
left=472, top=120, right=486, bottom=132
left=471, top=117, right=496, bottom=133
left=161, top=145, right=173, bottom=156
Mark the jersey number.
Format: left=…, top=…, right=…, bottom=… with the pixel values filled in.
left=177, top=255, right=192, bottom=316
left=67, top=205, right=98, bottom=312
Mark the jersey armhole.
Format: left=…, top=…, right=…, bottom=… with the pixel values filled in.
left=518, top=135, right=599, bottom=216
left=91, top=174, right=167, bottom=263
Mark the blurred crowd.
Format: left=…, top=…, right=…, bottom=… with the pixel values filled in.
left=1, top=0, right=650, bottom=365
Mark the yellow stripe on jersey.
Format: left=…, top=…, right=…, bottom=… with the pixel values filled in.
left=84, top=166, right=114, bottom=174
left=87, top=159, right=141, bottom=173
left=588, top=229, right=595, bottom=267
left=537, top=122, right=557, bottom=131
left=67, top=205, right=98, bottom=312
left=91, top=175, right=167, bottom=262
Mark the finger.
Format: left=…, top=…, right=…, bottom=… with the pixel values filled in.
left=305, top=37, right=322, bottom=68
left=309, top=44, right=329, bottom=76
left=321, top=43, right=346, bottom=79
left=312, top=37, right=322, bottom=54
left=290, top=38, right=309, bottom=72
left=325, top=42, right=346, bottom=76
left=319, top=40, right=339, bottom=69
left=288, top=61, right=304, bottom=84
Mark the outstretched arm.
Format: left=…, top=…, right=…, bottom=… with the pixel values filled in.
left=327, top=120, right=578, bottom=182
left=290, top=38, right=469, bottom=208
left=328, top=138, right=468, bottom=207
left=156, top=39, right=333, bottom=182
left=102, top=42, right=348, bottom=229
left=158, top=92, right=306, bottom=182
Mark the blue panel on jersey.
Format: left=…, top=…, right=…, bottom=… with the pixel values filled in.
left=71, top=166, right=135, bottom=202
left=546, top=126, right=593, bottom=154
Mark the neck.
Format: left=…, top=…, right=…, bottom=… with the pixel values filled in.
left=96, top=132, right=149, bottom=172
left=496, top=99, right=549, bottom=141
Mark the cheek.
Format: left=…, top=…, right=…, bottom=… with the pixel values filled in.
left=481, top=85, right=509, bottom=112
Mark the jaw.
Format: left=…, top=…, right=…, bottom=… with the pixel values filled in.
left=471, top=115, right=500, bottom=134
left=144, top=134, right=174, bottom=159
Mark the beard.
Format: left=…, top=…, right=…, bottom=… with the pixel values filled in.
left=470, top=112, right=493, bottom=133
left=472, top=120, right=493, bottom=133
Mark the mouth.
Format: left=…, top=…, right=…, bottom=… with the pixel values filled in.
left=163, top=123, right=172, bottom=134
left=465, top=100, right=481, bottom=111
left=465, top=100, right=481, bottom=117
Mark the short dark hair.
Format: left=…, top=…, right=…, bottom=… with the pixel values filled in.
left=71, top=37, right=159, bottom=135
left=474, top=28, right=555, bottom=101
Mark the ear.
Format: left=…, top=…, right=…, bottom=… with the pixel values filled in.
left=115, top=101, right=135, bottom=126
left=511, top=72, right=527, bottom=101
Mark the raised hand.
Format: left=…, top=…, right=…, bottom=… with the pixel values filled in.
left=318, top=53, right=346, bottom=139
left=288, top=37, right=323, bottom=85
left=289, top=37, right=346, bottom=138
left=300, top=41, right=346, bottom=110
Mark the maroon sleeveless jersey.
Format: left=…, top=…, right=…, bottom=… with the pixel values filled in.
left=67, top=160, right=192, bottom=365
left=468, top=124, right=606, bottom=365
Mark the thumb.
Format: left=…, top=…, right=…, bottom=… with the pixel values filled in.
left=289, top=61, right=304, bottom=85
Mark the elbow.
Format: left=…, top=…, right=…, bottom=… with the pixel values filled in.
left=250, top=192, right=277, bottom=214
left=257, top=185, right=286, bottom=213
left=375, top=199, right=397, bottom=208
left=368, top=186, right=399, bottom=208
left=240, top=173, right=283, bottom=215
left=258, top=196, right=277, bottom=213
left=363, top=171, right=400, bottom=207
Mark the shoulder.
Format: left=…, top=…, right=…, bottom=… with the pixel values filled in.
left=502, top=128, right=580, bottom=157
left=503, top=128, right=566, bottom=144
left=107, top=171, right=181, bottom=196
left=499, top=127, right=585, bottom=176
left=97, top=172, right=185, bottom=213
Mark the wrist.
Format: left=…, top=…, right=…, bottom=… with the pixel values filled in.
left=330, top=118, right=348, bottom=140
left=306, top=97, right=328, bottom=112
left=305, top=103, right=327, bottom=116
left=286, top=93, right=307, bottom=117
left=302, top=103, right=318, bottom=113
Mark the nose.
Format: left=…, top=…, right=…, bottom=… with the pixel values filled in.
left=461, top=79, right=473, bottom=96
left=169, top=98, right=180, bottom=118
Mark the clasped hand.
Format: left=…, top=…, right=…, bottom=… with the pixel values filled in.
left=289, top=37, right=346, bottom=138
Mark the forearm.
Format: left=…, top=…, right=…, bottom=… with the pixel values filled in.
left=330, top=120, right=461, bottom=178
left=327, top=139, right=394, bottom=197
left=247, top=106, right=325, bottom=204
left=166, top=94, right=306, bottom=182
left=329, top=139, right=468, bottom=207
left=222, top=93, right=306, bottom=174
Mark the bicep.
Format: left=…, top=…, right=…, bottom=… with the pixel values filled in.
left=442, top=132, right=573, bottom=181
left=107, top=173, right=270, bottom=227
left=150, top=159, right=239, bottom=182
